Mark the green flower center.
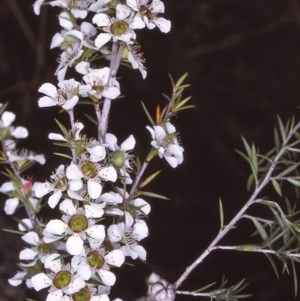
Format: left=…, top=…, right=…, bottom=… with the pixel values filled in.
left=87, top=250, right=105, bottom=269
left=81, top=161, right=98, bottom=178
left=140, top=5, right=152, bottom=20
left=111, top=20, right=128, bottom=35
left=37, top=242, right=52, bottom=254
left=69, top=214, right=88, bottom=233
left=54, top=176, right=68, bottom=190
left=72, top=286, right=91, bottom=301
left=53, top=270, right=71, bottom=289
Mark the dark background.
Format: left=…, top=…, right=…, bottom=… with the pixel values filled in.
left=1, top=0, right=300, bottom=300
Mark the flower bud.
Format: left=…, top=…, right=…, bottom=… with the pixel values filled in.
left=111, top=150, right=125, bottom=168
left=150, top=280, right=176, bottom=301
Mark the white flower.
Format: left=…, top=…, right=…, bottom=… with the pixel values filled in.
left=44, top=199, right=106, bottom=255
left=38, top=78, right=80, bottom=110
left=146, top=122, right=184, bottom=168
left=80, top=67, right=120, bottom=100
left=107, top=212, right=148, bottom=260
left=93, top=4, right=144, bottom=49
left=35, top=165, right=68, bottom=208
left=126, top=44, right=147, bottom=79
left=105, top=133, right=135, bottom=184
left=72, top=247, right=125, bottom=286
left=31, top=253, right=85, bottom=296
left=6, top=149, right=45, bottom=165
left=126, top=0, right=171, bottom=33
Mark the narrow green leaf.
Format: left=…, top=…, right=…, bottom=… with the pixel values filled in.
left=291, top=259, right=298, bottom=296
left=277, top=162, right=300, bottom=178
left=271, top=179, right=282, bottom=197
left=193, top=282, right=216, bottom=293
left=287, top=178, right=300, bottom=187
left=139, top=191, right=169, bottom=199
left=168, top=73, right=175, bottom=87
left=54, top=153, right=73, bottom=160
left=55, top=119, right=69, bottom=138
left=219, top=198, right=224, bottom=229
left=175, top=72, right=188, bottom=87
left=264, top=253, right=279, bottom=278
left=139, top=170, right=161, bottom=188
left=84, top=114, right=98, bottom=126
left=251, top=144, right=258, bottom=175
left=277, top=115, right=286, bottom=142
left=2, top=228, right=24, bottom=235
left=246, top=174, right=254, bottom=192
left=252, top=219, right=268, bottom=240
left=241, top=137, right=251, bottom=157
left=141, top=101, right=154, bottom=125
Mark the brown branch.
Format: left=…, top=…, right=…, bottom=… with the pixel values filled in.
left=185, top=13, right=293, bottom=59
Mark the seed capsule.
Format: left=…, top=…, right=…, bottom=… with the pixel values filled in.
left=150, top=280, right=176, bottom=301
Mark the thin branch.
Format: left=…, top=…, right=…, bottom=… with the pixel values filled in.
left=174, top=121, right=300, bottom=288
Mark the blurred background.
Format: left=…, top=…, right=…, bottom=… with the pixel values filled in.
left=1, top=0, right=300, bottom=300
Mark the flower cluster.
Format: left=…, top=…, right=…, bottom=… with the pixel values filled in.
left=0, top=1, right=191, bottom=301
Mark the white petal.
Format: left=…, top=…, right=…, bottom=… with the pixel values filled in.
left=107, top=224, right=123, bottom=242
left=20, top=248, right=38, bottom=260
left=95, top=33, right=111, bottom=49
left=86, top=145, right=106, bottom=161
left=59, top=12, right=73, bottom=30
left=100, top=191, right=123, bottom=204
left=50, top=33, right=64, bottom=49
left=38, top=96, right=57, bottom=107
left=133, top=198, right=151, bottom=215
left=4, top=197, right=19, bottom=215
left=77, top=262, right=91, bottom=280
left=105, top=249, right=125, bottom=267
left=69, top=179, right=83, bottom=191
left=21, top=231, right=39, bottom=245
left=92, top=13, right=110, bottom=27
left=133, top=220, right=148, bottom=240
left=8, top=271, right=26, bottom=286
left=11, top=126, right=28, bottom=138
left=120, top=135, right=135, bottom=151
left=0, top=181, right=14, bottom=192
left=46, top=219, right=67, bottom=235
left=131, top=14, right=145, bottom=29
left=38, top=83, right=57, bottom=98
left=46, top=290, right=64, bottom=301
left=116, top=4, right=131, bottom=20
left=68, top=277, right=86, bottom=294
left=71, top=8, right=88, bottom=19
left=35, top=182, right=52, bottom=198
left=126, top=0, right=138, bottom=11
left=84, top=204, right=104, bottom=218
left=164, top=156, right=178, bottom=168
left=66, top=235, right=84, bottom=255
left=133, top=244, right=146, bottom=260
left=154, top=17, right=171, bottom=33
left=75, top=61, right=90, bottom=75
left=48, top=190, right=63, bottom=208
left=31, top=273, right=52, bottom=291
left=2, top=111, right=15, bottom=127
left=86, top=225, right=105, bottom=240
left=59, top=199, right=76, bottom=215
left=67, top=163, right=83, bottom=179
left=102, top=87, right=120, bottom=99
left=87, top=179, right=102, bottom=199
left=44, top=253, right=62, bottom=273
left=91, top=295, right=109, bottom=301
left=33, top=0, right=44, bottom=15
left=98, top=166, right=117, bottom=182
left=18, top=218, right=33, bottom=231
left=48, top=133, right=67, bottom=141
left=98, top=269, right=116, bottom=286
left=87, top=237, right=103, bottom=249
left=62, top=95, right=79, bottom=110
